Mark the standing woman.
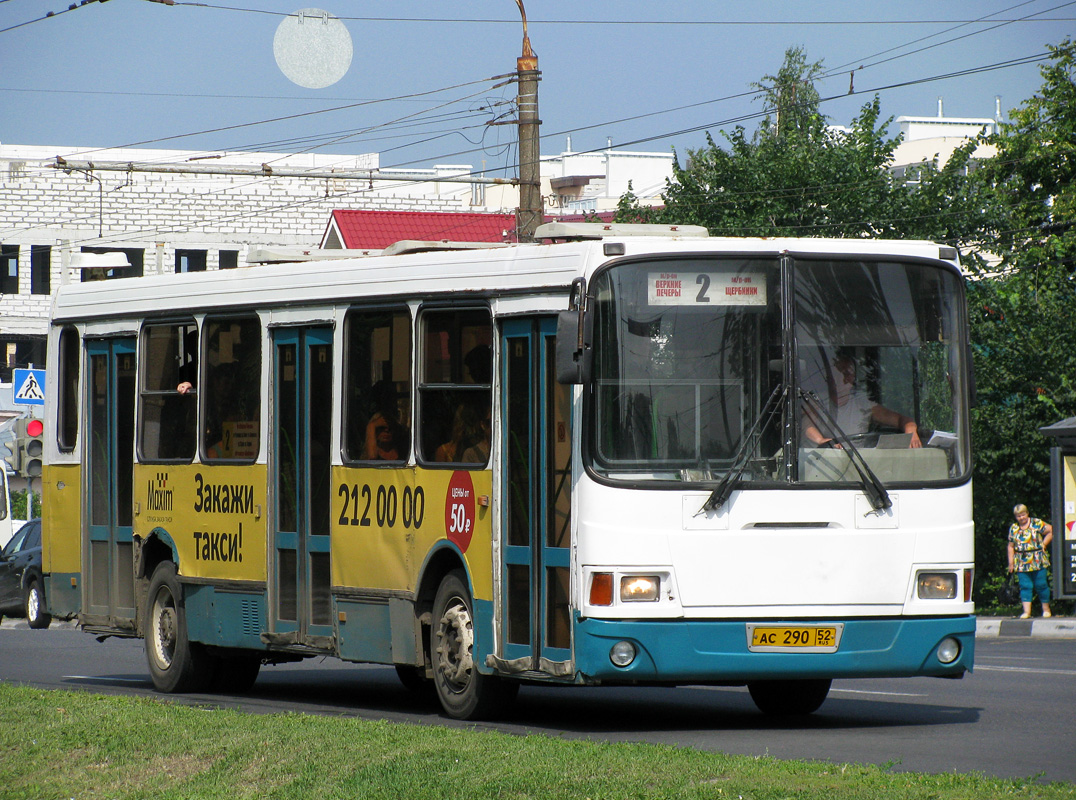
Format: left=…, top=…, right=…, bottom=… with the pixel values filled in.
left=1007, top=504, right=1053, bottom=618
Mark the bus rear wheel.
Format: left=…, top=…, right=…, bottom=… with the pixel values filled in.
left=748, top=679, right=831, bottom=716
left=145, top=562, right=217, bottom=693
left=431, top=570, right=517, bottom=720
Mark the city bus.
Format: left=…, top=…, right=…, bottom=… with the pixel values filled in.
left=40, top=222, right=975, bottom=719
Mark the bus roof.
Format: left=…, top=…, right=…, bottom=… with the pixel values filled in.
left=50, top=228, right=960, bottom=324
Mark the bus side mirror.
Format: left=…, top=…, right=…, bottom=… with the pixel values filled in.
left=556, top=308, right=593, bottom=385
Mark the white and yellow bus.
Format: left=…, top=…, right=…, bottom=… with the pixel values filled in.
left=41, top=223, right=975, bottom=718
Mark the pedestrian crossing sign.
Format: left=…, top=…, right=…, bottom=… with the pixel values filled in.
left=13, top=368, right=46, bottom=406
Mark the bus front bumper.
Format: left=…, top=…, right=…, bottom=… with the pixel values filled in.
left=571, top=615, right=975, bottom=684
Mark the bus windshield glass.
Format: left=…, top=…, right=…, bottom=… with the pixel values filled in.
left=587, top=256, right=968, bottom=486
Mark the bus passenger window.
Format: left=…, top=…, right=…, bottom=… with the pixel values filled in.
left=419, top=309, right=492, bottom=466
left=202, top=317, right=261, bottom=462
left=58, top=326, right=80, bottom=452
left=139, top=322, right=197, bottom=461
left=344, top=308, right=412, bottom=463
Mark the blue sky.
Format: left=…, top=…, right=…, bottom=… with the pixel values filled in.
left=0, top=1, right=1071, bottom=175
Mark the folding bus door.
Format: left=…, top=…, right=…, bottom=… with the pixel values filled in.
left=270, top=327, right=334, bottom=649
left=500, top=317, right=573, bottom=673
left=84, top=338, right=137, bottom=629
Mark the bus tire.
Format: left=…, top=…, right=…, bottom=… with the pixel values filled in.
left=25, top=578, right=52, bottom=629
left=748, top=678, right=831, bottom=716
left=431, top=570, right=518, bottom=720
left=145, top=562, right=217, bottom=693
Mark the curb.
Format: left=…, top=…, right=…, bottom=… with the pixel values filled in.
left=976, top=616, right=1076, bottom=639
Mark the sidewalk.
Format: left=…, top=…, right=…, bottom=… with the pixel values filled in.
left=976, top=616, right=1076, bottom=639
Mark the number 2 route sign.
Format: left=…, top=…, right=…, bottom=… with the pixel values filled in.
left=13, top=368, right=46, bottom=406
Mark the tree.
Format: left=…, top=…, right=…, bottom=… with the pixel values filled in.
left=621, top=47, right=988, bottom=245
left=965, top=39, right=1076, bottom=591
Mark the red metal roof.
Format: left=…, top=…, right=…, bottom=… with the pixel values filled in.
left=325, top=209, right=517, bottom=250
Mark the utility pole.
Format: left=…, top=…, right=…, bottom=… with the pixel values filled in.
left=514, top=0, right=543, bottom=243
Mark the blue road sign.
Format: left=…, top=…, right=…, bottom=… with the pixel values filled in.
left=13, top=368, right=46, bottom=406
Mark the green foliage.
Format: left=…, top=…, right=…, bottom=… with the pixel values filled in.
left=9, top=488, right=41, bottom=520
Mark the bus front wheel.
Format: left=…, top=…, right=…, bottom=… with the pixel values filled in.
left=431, top=570, right=517, bottom=720
left=748, top=679, right=832, bottom=716
left=145, top=562, right=216, bottom=693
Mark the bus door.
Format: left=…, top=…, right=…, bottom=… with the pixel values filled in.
left=84, top=338, right=137, bottom=629
left=270, top=327, right=334, bottom=649
left=500, top=318, right=573, bottom=672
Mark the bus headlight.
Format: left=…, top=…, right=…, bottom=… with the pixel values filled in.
left=936, top=637, right=961, bottom=664
left=620, top=576, right=660, bottom=602
left=610, top=640, right=637, bottom=667
left=917, top=572, right=957, bottom=600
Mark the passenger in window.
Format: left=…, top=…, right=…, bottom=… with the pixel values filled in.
left=464, top=344, right=492, bottom=385
left=803, top=352, right=921, bottom=449
left=461, top=402, right=492, bottom=463
left=364, top=381, right=408, bottom=461
left=435, top=403, right=485, bottom=463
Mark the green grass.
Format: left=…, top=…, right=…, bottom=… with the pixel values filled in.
left=0, top=683, right=1071, bottom=800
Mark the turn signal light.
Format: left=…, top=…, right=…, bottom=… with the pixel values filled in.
left=589, top=573, right=613, bottom=606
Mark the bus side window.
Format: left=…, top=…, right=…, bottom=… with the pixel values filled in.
left=202, top=317, right=261, bottom=462
left=344, top=308, right=412, bottom=463
left=58, top=326, right=80, bottom=452
left=139, top=321, right=197, bottom=461
left=418, top=309, right=492, bottom=466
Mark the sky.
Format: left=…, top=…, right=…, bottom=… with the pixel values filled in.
left=0, top=0, right=1072, bottom=178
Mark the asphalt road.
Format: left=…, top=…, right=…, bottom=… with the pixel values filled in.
left=1, top=624, right=1074, bottom=784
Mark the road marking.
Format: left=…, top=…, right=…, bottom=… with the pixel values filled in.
left=975, top=665, right=1076, bottom=676
left=63, top=675, right=147, bottom=683
left=831, top=688, right=927, bottom=697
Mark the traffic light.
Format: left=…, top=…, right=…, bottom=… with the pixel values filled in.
left=1, top=432, right=18, bottom=474
left=15, top=417, right=44, bottom=478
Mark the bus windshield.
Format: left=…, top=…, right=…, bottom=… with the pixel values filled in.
left=587, top=256, right=969, bottom=487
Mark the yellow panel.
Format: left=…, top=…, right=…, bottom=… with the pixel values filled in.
left=332, top=466, right=494, bottom=601
left=41, top=464, right=82, bottom=574
left=133, top=463, right=268, bottom=582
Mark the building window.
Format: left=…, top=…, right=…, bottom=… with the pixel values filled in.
left=80, top=247, right=144, bottom=281
left=1, top=245, right=18, bottom=294
left=31, top=245, right=51, bottom=295
left=176, top=250, right=207, bottom=273
left=0, top=336, right=46, bottom=383
left=219, top=250, right=239, bottom=270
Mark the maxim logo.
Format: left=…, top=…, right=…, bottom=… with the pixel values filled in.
left=148, top=472, right=174, bottom=512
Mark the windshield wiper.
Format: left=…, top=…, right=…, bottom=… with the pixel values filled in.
left=700, top=384, right=786, bottom=513
left=799, top=390, right=892, bottom=511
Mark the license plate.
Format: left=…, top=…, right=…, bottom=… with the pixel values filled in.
left=746, top=624, right=843, bottom=653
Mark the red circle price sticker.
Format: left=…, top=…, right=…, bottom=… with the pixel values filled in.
left=445, top=471, right=476, bottom=552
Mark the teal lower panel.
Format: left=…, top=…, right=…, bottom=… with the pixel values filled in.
left=185, top=585, right=267, bottom=650
left=337, top=600, right=393, bottom=664
left=573, top=616, right=976, bottom=684
left=45, top=573, right=81, bottom=620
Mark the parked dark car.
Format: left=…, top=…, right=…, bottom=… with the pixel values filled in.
left=0, top=518, right=51, bottom=628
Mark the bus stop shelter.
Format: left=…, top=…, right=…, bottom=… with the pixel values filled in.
left=1039, top=416, right=1076, bottom=600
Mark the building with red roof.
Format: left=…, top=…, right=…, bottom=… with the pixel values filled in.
left=321, top=209, right=517, bottom=249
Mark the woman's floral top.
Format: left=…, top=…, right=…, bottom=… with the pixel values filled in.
left=1008, top=518, right=1051, bottom=572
